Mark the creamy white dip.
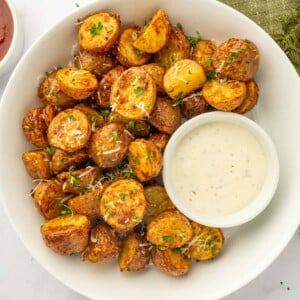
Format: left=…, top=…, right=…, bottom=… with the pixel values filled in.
left=171, top=122, right=267, bottom=216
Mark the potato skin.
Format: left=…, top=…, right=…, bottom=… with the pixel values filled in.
left=148, top=133, right=170, bottom=152
left=181, top=92, right=210, bottom=118
left=41, top=214, right=91, bottom=255
left=141, top=63, right=165, bottom=95
left=147, top=209, right=193, bottom=248
left=192, top=40, right=217, bottom=72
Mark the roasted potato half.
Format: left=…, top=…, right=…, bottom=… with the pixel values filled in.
left=202, top=79, right=247, bottom=111
left=118, top=232, right=150, bottom=272
left=133, top=9, right=170, bottom=53
left=41, top=214, right=91, bottom=255
left=100, top=179, right=146, bottom=233
left=141, top=63, right=165, bottom=95
left=78, top=12, right=121, bottom=52
left=148, top=133, right=170, bottom=152
left=181, top=92, right=210, bottom=118
left=164, top=59, right=207, bottom=100
left=147, top=209, right=193, bottom=248
left=128, top=139, right=163, bottom=182
left=110, top=67, right=156, bottom=120
left=192, top=40, right=217, bottom=72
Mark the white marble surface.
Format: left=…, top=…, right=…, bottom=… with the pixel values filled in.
left=0, top=0, right=299, bottom=299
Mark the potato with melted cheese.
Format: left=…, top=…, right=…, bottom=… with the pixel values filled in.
left=180, top=92, right=210, bottom=118
left=141, top=63, right=165, bottom=95
left=148, top=133, right=170, bottom=152
left=192, top=40, right=217, bottom=72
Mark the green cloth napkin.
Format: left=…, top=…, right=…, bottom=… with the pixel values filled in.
left=220, top=0, right=300, bottom=74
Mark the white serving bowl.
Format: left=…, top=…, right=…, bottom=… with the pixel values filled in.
left=0, top=0, right=23, bottom=76
left=163, top=111, right=280, bottom=228
left=0, top=0, right=300, bottom=299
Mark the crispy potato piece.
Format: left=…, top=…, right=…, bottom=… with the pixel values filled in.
left=202, top=79, right=247, bottom=111
left=141, top=63, right=165, bottom=95
left=83, top=224, right=121, bottom=262
left=118, top=232, right=150, bottom=271
left=148, top=97, right=181, bottom=134
left=74, top=50, right=116, bottom=77
left=144, top=185, right=175, bottom=223
left=147, top=209, right=193, bottom=248
left=213, top=38, right=259, bottom=81
left=92, top=65, right=126, bottom=108
left=151, top=247, right=190, bottom=276
left=104, top=160, right=136, bottom=182
left=110, top=67, right=156, bottom=120
left=181, top=92, right=210, bottom=118
left=38, top=71, right=77, bottom=108
left=116, top=26, right=151, bottom=67
left=78, top=12, right=121, bottom=52
left=184, top=222, right=224, bottom=260
left=87, top=122, right=132, bottom=168
left=128, top=139, right=162, bottom=182
left=56, top=67, right=98, bottom=100
left=47, top=108, right=92, bottom=152
left=164, top=59, right=207, bottom=100
left=41, top=214, right=91, bottom=255
left=33, top=180, right=66, bottom=219
left=57, top=166, right=101, bottom=194
left=234, top=79, right=259, bottom=114
left=154, top=26, right=190, bottom=69
left=192, top=40, right=217, bottom=72
left=51, top=149, right=89, bottom=174
left=148, top=133, right=170, bottom=152
left=133, top=9, right=170, bottom=53
left=22, top=150, right=52, bottom=179
left=100, top=179, right=146, bottom=233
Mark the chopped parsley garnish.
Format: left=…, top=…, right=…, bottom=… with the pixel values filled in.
left=226, top=52, right=238, bottom=64
left=132, top=188, right=138, bottom=194
left=75, top=2, right=80, bottom=7
left=91, top=115, right=98, bottom=123
left=100, top=109, right=110, bottom=121
left=127, top=120, right=136, bottom=129
left=206, top=71, right=216, bottom=80
left=61, top=207, right=72, bottom=215
left=133, top=156, right=139, bottom=163
left=90, top=22, right=103, bottom=36
left=119, top=192, right=126, bottom=200
left=205, top=58, right=212, bottom=65
left=68, top=165, right=79, bottom=187
left=156, top=245, right=166, bottom=250
left=112, top=130, right=119, bottom=141
left=133, top=214, right=141, bottom=221
left=176, top=22, right=183, bottom=30
left=68, top=165, right=76, bottom=173
left=67, top=114, right=76, bottom=121
left=172, top=248, right=181, bottom=254
left=84, top=186, right=93, bottom=194
left=133, top=86, right=144, bottom=96
left=59, top=158, right=65, bottom=166
left=173, top=99, right=183, bottom=106
left=44, top=146, right=56, bottom=155
left=145, top=152, right=152, bottom=160
left=188, top=31, right=201, bottom=46
left=162, top=235, right=174, bottom=243
left=134, top=48, right=141, bottom=56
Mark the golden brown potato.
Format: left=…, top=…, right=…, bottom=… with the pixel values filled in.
left=110, top=67, right=156, bottom=120
left=184, top=222, right=224, bottom=261
left=22, top=150, right=52, bottom=179
left=100, top=179, right=146, bottom=233
left=74, top=50, right=116, bottom=77
left=192, top=40, right=217, bottom=72
left=118, top=232, right=150, bottom=271
left=41, top=214, right=91, bottom=255
left=56, top=67, right=98, bottom=100
left=164, top=59, right=207, bottom=100
left=78, top=12, right=121, bottom=52
left=83, top=224, right=121, bottom=262
left=51, top=149, right=89, bottom=174
left=38, top=71, right=77, bottom=108
left=148, top=133, right=170, bottom=152
left=133, top=9, right=170, bottom=53
left=233, top=79, right=259, bottom=114
left=144, top=185, right=175, bottom=224
left=147, top=209, right=193, bottom=248
left=151, top=247, right=190, bottom=276
left=141, top=63, right=165, bottom=95
left=116, top=26, right=151, bottom=67
left=87, top=122, right=132, bottom=168
left=213, top=38, right=259, bottom=81
left=128, top=139, right=162, bottom=182
left=47, top=108, right=92, bottom=152
left=154, top=26, right=190, bottom=69
left=202, top=79, right=247, bottom=111
left=92, top=65, right=126, bottom=108
left=148, top=97, right=181, bottom=134
left=180, top=92, right=210, bottom=118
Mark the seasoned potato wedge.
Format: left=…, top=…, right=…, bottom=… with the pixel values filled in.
left=78, top=12, right=121, bottom=52
left=41, top=214, right=91, bottom=255
left=141, top=63, right=165, bottom=95
left=144, top=185, right=175, bottom=223
left=202, top=79, right=247, bottom=111
left=22, top=150, right=52, bottom=179
left=87, top=122, right=132, bottom=168
left=118, top=232, right=150, bottom=272
left=151, top=247, right=190, bottom=276
left=154, top=26, right=190, bottom=69
left=192, top=40, right=217, bottom=72
left=110, top=67, right=156, bottom=120
left=128, top=139, right=162, bottom=182
left=148, top=97, right=181, bottom=134
left=181, top=92, right=210, bottom=118
left=148, top=133, right=170, bottom=152
left=234, top=79, right=259, bottom=114
left=133, top=9, right=170, bottom=53
left=100, top=179, right=146, bottom=233
left=213, top=38, right=259, bottom=81
left=147, top=209, right=193, bottom=248
left=48, top=108, right=92, bottom=152
left=56, top=67, right=98, bottom=100
left=116, top=26, right=151, bottom=67
left=184, top=222, right=224, bottom=261
left=164, top=59, right=207, bottom=100
left=83, top=224, right=121, bottom=262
